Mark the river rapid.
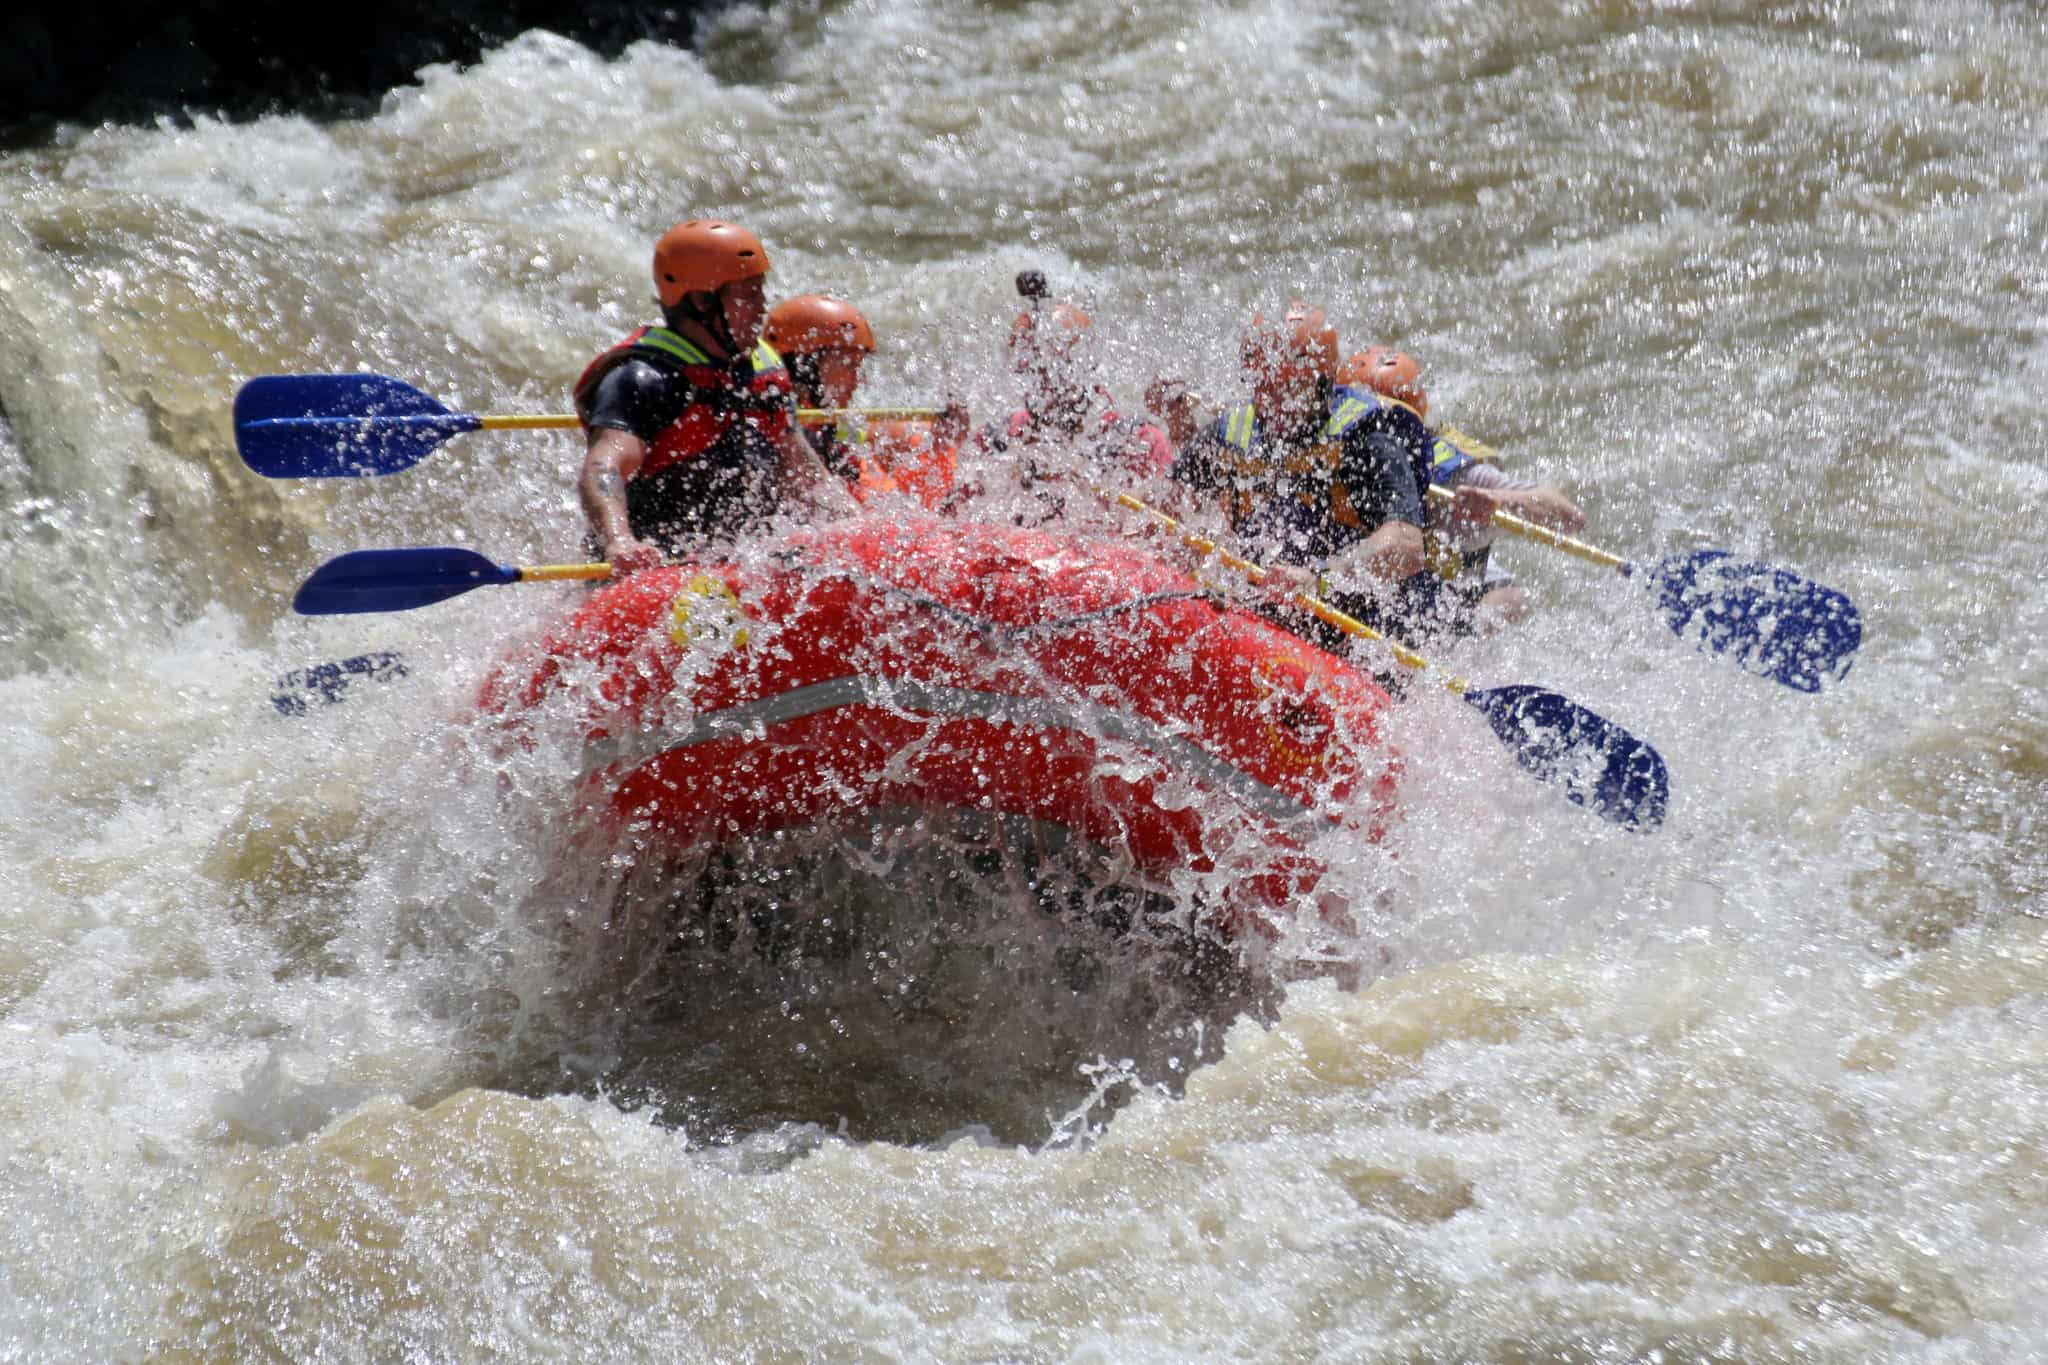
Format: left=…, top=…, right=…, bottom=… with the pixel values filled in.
left=3, top=1, right=2045, bottom=1359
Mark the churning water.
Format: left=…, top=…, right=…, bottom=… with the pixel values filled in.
left=3, top=1, right=2045, bottom=1357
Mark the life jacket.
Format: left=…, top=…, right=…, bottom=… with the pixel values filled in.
left=799, top=415, right=903, bottom=504
left=863, top=419, right=958, bottom=509
left=572, top=326, right=795, bottom=547
left=1211, top=392, right=1433, bottom=566
left=1422, top=426, right=1506, bottom=579
left=1331, top=385, right=1503, bottom=581
left=1424, top=425, right=1500, bottom=485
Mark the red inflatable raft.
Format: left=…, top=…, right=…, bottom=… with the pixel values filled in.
left=473, top=517, right=1403, bottom=932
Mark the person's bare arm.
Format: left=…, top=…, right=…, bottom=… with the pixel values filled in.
left=1353, top=519, right=1426, bottom=583
left=775, top=424, right=860, bottom=518
left=1305, top=519, right=1425, bottom=607
left=579, top=428, right=665, bottom=575
left=1493, top=483, right=1584, bottom=532
left=1448, top=480, right=1585, bottom=534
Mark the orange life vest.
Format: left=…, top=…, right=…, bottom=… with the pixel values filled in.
left=864, top=419, right=958, bottom=509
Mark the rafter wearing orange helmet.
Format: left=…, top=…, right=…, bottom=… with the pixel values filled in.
left=1008, top=301, right=1094, bottom=371
left=1163, top=300, right=1434, bottom=658
left=1332, top=344, right=1506, bottom=537
left=766, top=294, right=876, bottom=412
left=951, top=271, right=1174, bottom=527
left=572, top=219, right=855, bottom=576
left=997, top=268, right=1098, bottom=424
left=1331, top=344, right=1586, bottom=632
left=1335, top=347, right=1427, bottom=420
left=1240, top=303, right=1339, bottom=430
left=767, top=293, right=969, bottom=509
left=652, top=219, right=773, bottom=356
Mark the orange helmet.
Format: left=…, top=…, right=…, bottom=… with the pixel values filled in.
left=1241, top=302, right=1339, bottom=380
left=1008, top=301, right=1093, bottom=371
left=653, top=220, right=770, bottom=308
left=1337, top=347, right=1427, bottom=419
left=764, top=295, right=877, bottom=355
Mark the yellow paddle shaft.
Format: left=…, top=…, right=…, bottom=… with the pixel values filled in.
left=476, top=408, right=937, bottom=432
left=516, top=563, right=613, bottom=583
left=477, top=414, right=580, bottom=432
left=1107, top=491, right=1467, bottom=694
left=1425, top=484, right=1626, bottom=571
left=796, top=408, right=941, bottom=422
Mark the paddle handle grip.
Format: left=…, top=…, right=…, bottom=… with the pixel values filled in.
left=515, top=563, right=614, bottom=583
left=1106, top=491, right=1467, bottom=692
left=1426, top=485, right=1628, bottom=571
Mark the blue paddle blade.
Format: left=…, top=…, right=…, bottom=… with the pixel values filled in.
left=294, top=548, right=518, bottom=615
left=1642, top=549, right=1862, bottom=693
left=270, top=650, right=409, bottom=715
left=235, top=374, right=482, bottom=477
left=1464, top=684, right=1670, bottom=830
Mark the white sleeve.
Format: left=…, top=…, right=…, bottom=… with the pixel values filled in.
left=1447, top=461, right=1540, bottom=492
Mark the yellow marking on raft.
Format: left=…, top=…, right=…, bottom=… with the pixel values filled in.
left=669, top=574, right=751, bottom=652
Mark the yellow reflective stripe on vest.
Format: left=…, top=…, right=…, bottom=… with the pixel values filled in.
left=1435, top=425, right=1499, bottom=463
left=1223, top=405, right=1257, bottom=451
left=636, top=330, right=783, bottom=374
left=1325, top=395, right=1369, bottom=437
left=637, top=327, right=712, bottom=366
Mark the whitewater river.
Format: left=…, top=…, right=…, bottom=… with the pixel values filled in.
left=3, top=1, right=2044, bottom=1358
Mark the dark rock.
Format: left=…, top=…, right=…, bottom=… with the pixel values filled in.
left=0, top=0, right=734, bottom=148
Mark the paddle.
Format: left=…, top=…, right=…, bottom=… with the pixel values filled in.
left=270, top=650, right=410, bottom=715
left=292, top=548, right=611, bottom=615
left=1424, top=485, right=1860, bottom=693
left=1108, top=492, right=1670, bottom=831
left=235, top=373, right=939, bottom=479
